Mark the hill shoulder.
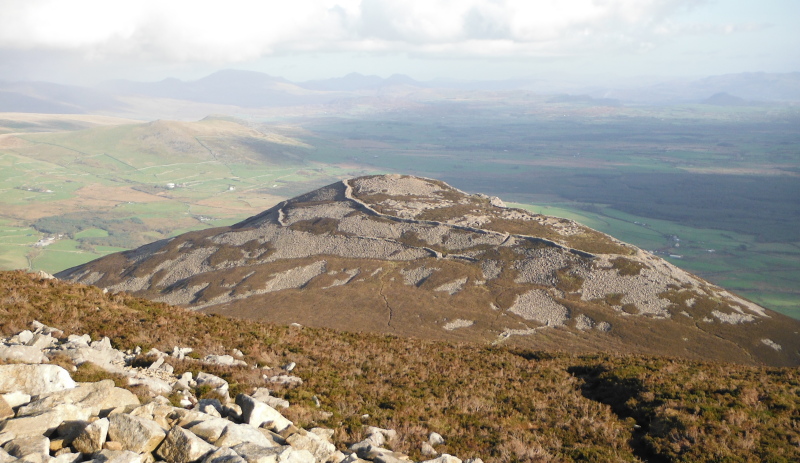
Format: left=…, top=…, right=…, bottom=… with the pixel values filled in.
left=56, top=175, right=800, bottom=367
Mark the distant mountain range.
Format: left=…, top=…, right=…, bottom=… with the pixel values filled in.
left=1, top=71, right=799, bottom=115
left=595, top=72, right=800, bottom=104
left=99, top=70, right=341, bottom=108
left=0, top=80, right=121, bottom=113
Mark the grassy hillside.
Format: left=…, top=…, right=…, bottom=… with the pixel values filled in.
left=2, top=270, right=798, bottom=462
left=0, top=114, right=366, bottom=273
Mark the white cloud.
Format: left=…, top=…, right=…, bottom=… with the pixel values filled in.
left=0, top=0, right=759, bottom=64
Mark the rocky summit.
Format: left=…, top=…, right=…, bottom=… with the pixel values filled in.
left=57, top=175, right=800, bottom=366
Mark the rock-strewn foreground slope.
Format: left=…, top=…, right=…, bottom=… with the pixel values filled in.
left=0, top=319, right=459, bottom=463
left=57, top=175, right=800, bottom=366
left=2, top=271, right=799, bottom=462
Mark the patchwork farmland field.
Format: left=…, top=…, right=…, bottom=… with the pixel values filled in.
left=0, top=114, right=374, bottom=273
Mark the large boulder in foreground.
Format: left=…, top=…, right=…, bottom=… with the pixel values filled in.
left=0, top=364, right=75, bottom=397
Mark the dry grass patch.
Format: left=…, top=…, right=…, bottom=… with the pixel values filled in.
left=71, top=361, right=129, bottom=388
left=564, top=232, right=634, bottom=255
left=610, top=257, right=648, bottom=276
left=555, top=268, right=585, bottom=293
left=288, top=218, right=352, bottom=236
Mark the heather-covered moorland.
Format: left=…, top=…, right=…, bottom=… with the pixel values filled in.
left=2, top=270, right=798, bottom=462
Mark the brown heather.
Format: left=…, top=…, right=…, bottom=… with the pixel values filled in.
left=1, top=270, right=799, bottom=462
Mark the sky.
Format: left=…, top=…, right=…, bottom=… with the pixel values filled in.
left=0, top=0, right=798, bottom=86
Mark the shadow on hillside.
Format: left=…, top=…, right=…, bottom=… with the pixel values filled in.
left=567, top=364, right=668, bottom=463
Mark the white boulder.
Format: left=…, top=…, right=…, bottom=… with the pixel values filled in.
left=107, top=413, right=167, bottom=454
left=156, top=426, right=215, bottom=463
left=235, top=395, right=292, bottom=433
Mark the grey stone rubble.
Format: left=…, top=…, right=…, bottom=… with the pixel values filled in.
left=0, top=322, right=473, bottom=463
left=0, top=325, right=304, bottom=399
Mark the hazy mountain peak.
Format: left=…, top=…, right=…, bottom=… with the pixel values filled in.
left=701, top=92, right=748, bottom=106
left=196, top=69, right=289, bottom=86
left=300, top=73, right=422, bottom=91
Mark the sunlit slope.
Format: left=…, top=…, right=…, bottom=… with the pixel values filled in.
left=0, top=113, right=139, bottom=134
left=5, top=269, right=800, bottom=462
left=58, top=175, right=800, bottom=367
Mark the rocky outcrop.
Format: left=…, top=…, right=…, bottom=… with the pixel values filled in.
left=55, top=175, right=800, bottom=366
left=0, top=322, right=469, bottom=463
left=0, top=365, right=76, bottom=397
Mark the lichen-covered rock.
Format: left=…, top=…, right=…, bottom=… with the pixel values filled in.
left=156, top=426, right=215, bottom=463
left=0, top=346, right=48, bottom=364
left=2, top=403, right=90, bottom=438
left=108, top=413, right=166, bottom=454
left=3, top=436, right=49, bottom=459
left=286, top=430, right=336, bottom=463
left=229, top=442, right=284, bottom=463
left=235, top=394, right=292, bottom=433
left=18, top=380, right=138, bottom=418
left=422, top=455, right=462, bottom=463
left=0, top=398, right=13, bottom=421
left=72, top=417, right=109, bottom=454
left=215, top=423, right=276, bottom=448
left=93, top=449, right=147, bottom=463
left=0, top=365, right=75, bottom=397
left=203, top=447, right=246, bottom=463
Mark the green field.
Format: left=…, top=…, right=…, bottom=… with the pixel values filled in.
left=0, top=116, right=362, bottom=274
left=0, top=221, right=39, bottom=269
